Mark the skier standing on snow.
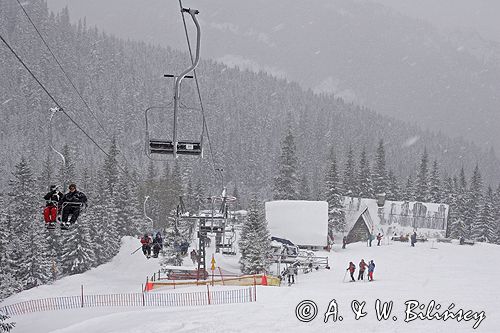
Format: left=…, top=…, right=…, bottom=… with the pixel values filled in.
left=43, top=185, right=63, bottom=225
left=376, top=233, right=383, bottom=246
left=141, top=233, right=152, bottom=258
left=347, top=262, right=356, bottom=282
left=368, top=260, right=376, bottom=281
left=358, top=259, right=367, bottom=280
left=285, top=266, right=295, bottom=285
left=410, top=231, right=417, bottom=247
left=342, top=236, right=347, bottom=249
left=190, top=249, right=198, bottom=265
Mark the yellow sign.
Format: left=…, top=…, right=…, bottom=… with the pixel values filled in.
left=211, top=255, right=216, bottom=271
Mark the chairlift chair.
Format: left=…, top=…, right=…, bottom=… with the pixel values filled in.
left=144, top=8, right=204, bottom=159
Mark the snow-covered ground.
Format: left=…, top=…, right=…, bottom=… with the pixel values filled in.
left=3, top=237, right=500, bottom=332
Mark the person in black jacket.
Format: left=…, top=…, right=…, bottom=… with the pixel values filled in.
left=43, top=185, right=63, bottom=225
left=59, top=183, right=87, bottom=227
left=152, top=232, right=163, bottom=258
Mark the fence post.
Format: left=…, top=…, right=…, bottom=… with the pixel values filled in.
left=81, top=285, right=84, bottom=308
left=206, top=284, right=211, bottom=305
left=218, top=267, right=225, bottom=286
left=254, top=284, right=257, bottom=301
left=142, top=291, right=145, bottom=307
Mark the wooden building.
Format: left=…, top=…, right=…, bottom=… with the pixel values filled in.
left=346, top=207, right=373, bottom=244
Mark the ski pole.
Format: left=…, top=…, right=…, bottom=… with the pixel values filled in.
left=343, top=270, right=347, bottom=283
left=131, top=246, right=142, bottom=255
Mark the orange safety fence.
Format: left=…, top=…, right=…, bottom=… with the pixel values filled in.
left=146, top=273, right=280, bottom=291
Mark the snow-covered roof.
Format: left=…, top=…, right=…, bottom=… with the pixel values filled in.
left=265, top=200, right=328, bottom=247
left=345, top=205, right=372, bottom=232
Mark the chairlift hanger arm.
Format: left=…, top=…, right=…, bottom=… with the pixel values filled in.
left=173, top=7, right=201, bottom=158
left=48, top=107, right=66, bottom=167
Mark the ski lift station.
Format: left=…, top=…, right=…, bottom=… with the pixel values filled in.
left=265, top=200, right=329, bottom=250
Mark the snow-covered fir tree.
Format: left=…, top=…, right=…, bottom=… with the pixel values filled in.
left=22, top=220, right=52, bottom=288
left=231, top=183, right=242, bottom=211
left=103, top=138, right=120, bottom=196
left=115, top=166, right=143, bottom=236
left=472, top=186, right=496, bottom=242
left=272, top=128, right=299, bottom=200
left=357, top=146, right=373, bottom=198
left=429, top=160, right=442, bottom=202
left=0, top=310, right=15, bottom=333
left=372, top=139, right=388, bottom=196
left=444, top=176, right=462, bottom=238
left=466, top=165, right=483, bottom=238
left=238, top=196, right=271, bottom=274
left=100, top=144, right=122, bottom=258
left=455, top=167, right=469, bottom=237
left=0, top=196, right=21, bottom=300
left=185, top=178, right=196, bottom=213
left=298, top=173, right=311, bottom=200
left=495, top=185, right=500, bottom=244
left=7, top=158, right=39, bottom=289
left=401, top=174, right=415, bottom=201
left=343, top=146, right=357, bottom=196
left=415, top=149, right=430, bottom=202
left=324, top=149, right=346, bottom=234
left=194, top=180, right=206, bottom=213
left=160, top=211, right=186, bottom=266
left=60, top=219, right=95, bottom=275
left=386, top=170, right=400, bottom=201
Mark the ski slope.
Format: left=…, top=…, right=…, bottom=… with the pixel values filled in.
left=3, top=237, right=500, bottom=332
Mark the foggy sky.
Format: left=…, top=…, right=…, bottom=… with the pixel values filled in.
left=370, top=0, right=500, bottom=43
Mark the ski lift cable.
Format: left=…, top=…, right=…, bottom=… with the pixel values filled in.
left=14, top=0, right=108, bottom=138
left=0, top=33, right=140, bottom=187
left=178, top=0, right=219, bottom=181
left=13, top=0, right=136, bottom=175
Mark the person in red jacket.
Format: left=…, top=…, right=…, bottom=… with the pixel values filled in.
left=43, top=185, right=63, bottom=226
left=347, top=262, right=356, bottom=282
left=140, top=234, right=152, bottom=258
left=358, top=259, right=368, bottom=280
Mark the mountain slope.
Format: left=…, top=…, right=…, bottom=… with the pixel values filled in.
left=3, top=237, right=500, bottom=332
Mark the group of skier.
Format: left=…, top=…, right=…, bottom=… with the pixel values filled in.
left=140, top=232, right=163, bottom=259
left=43, top=183, right=87, bottom=229
left=347, top=259, right=375, bottom=282
left=281, top=263, right=299, bottom=286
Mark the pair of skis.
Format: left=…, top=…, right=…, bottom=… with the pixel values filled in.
left=46, top=220, right=72, bottom=231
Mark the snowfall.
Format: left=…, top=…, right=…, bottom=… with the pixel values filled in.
left=2, top=234, right=500, bottom=333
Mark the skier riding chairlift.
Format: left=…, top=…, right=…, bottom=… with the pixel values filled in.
left=58, top=183, right=87, bottom=230
left=43, top=184, right=63, bottom=229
